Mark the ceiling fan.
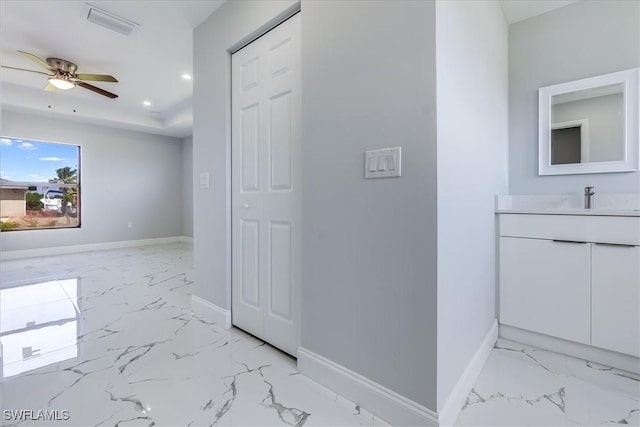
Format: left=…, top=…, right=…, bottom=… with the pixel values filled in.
left=1, top=50, right=119, bottom=99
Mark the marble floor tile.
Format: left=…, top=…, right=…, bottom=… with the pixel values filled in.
left=2, top=243, right=638, bottom=426
left=1, top=243, right=385, bottom=427
left=456, top=339, right=640, bottom=426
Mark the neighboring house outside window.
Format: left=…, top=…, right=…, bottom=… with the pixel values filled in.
left=0, top=137, right=80, bottom=231
left=0, top=183, right=28, bottom=218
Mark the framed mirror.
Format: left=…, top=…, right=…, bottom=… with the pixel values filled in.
left=538, top=68, right=639, bottom=175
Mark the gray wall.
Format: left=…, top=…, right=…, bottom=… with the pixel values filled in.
left=193, top=0, right=298, bottom=308
left=435, top=0, right=508, bottom=410
left=301, top=0, right=438, bottom=410
left=509, top=0, right=640, bottom=194
left=182, top=135, right=193, bottom=237
left=194, top=0, right=439, bottom=412
left=0, top=109, right=183, bottom=251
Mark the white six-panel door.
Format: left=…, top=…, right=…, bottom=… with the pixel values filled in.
left=231, top=13, right=301, bottom=356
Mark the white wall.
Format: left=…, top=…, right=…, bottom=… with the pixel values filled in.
left=193, top=0, right=298, bottom=308
left=301, top=0, right=438, bottom=411
left=509, top=0, right=640, bottom=194
left=435, top=0, right=508, bottom=411
left=182, top=135, right=193, bottom=237
left=0, top=109, right=183, bottom=251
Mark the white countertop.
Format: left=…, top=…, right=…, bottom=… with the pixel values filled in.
left=495, top=194, right=640, bottom=217
left=495, top=208, right=640, bottom=217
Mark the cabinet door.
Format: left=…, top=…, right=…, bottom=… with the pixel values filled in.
left=500, top=237, right=591, bottom=344
left=592, top=244, right=640, bottom=357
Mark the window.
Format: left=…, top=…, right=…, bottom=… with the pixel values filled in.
left=0, top=137, right=80, bottom=231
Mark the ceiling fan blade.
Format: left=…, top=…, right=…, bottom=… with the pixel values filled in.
left=77, top=81, right=118, bottom=99
left=18, top=50, right=54, bottom=71
left=76, top=73, right=118, bottom=83
left=1, top=65, right=50, bottom=75
left=44, top=82, right=58, bottom=92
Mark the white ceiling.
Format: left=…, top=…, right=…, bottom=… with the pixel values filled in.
left=1, top=0, right=579, bottom=139
left=0, top=0, right=225, bottom=138
left=500, top=0, right=580, bottom=24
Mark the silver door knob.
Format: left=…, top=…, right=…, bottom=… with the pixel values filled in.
left=243, top=203, right=250, bottom=209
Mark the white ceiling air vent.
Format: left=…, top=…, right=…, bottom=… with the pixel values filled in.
left=86, top=4, right=138, bottom=36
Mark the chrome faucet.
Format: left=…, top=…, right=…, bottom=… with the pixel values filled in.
left=584, top=186, right=595, bottom=209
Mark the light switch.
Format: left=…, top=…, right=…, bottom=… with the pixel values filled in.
left=367, top=157, right=378, bottom=172
left=377, top=156, right=387, bottom=171
left=387, top=154, right=396, bottom=171
left=200, top=172, right=210, bottom=189
left=364, top=147, right=402, bottom=179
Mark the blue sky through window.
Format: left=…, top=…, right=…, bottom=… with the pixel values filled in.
left=0, top=137, right=79, bottom=183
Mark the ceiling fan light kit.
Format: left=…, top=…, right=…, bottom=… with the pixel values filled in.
left=48, top=77, right=75, bottom=90
left=47, top=58, right=77, bottom=90
left=1, top=50, right=119, bottom=99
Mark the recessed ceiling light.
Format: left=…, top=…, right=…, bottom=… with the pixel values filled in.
left=182, top=74, right=192, bottom=80
left=143, top=101, right=151, bottom=106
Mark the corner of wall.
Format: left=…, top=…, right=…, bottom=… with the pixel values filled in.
left=434, top=0, right=509, bottom=419
left=436, top=320, right=498, bottom=426
left=191, top=295, right=231, bottom=329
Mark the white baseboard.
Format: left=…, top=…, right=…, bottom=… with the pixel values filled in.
left=437, top=319, right=498, bottom=426
left=500, top=324, right=640, bottom=374
left=0, top=236, right=192, bottom=260
left=298, top=347, right=439, bottom=426
left=191, top=295, right=231, bottom=329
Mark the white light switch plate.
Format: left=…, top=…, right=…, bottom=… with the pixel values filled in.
left=364, top=147, right=401, bottom=179
left=200, top=172, right=210, bottom=189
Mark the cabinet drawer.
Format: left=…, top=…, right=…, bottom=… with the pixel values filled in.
left=500, top=214, right=640, bottom=245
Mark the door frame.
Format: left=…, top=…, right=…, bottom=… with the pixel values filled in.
left=226, top=4, right=301, bottom=341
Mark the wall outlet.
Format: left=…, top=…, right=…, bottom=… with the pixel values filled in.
left=127, top=221, right=133, bottom=228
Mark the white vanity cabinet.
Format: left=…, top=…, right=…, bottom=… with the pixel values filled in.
left=499, top=213, right=640, bottom=358
left=500, top=237, right=591, bottom=344
left=591, top=243, right=640, bottom=357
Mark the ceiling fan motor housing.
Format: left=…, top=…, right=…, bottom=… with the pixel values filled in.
left=46, top=58, right=78, bottom=75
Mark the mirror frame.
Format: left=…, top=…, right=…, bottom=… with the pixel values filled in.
left=538, top=68, right=639, bottom=175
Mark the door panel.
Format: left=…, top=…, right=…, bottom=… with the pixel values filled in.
left=269, top=91, right=293, bottom=191
left=232, top=13, right=300, bottom=356
left=241, top=104, right=260, bottom=192
left=592, top=244, right=640, bottom=356
left=269, top=221, right=293, bottom=320
left=269, top=38, right=291, bottom=77
left=240, top=57, right=259, bottom=91
left=500, top=237, right=591, bottom=344
left=240, top=220, right=260, bottom=307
